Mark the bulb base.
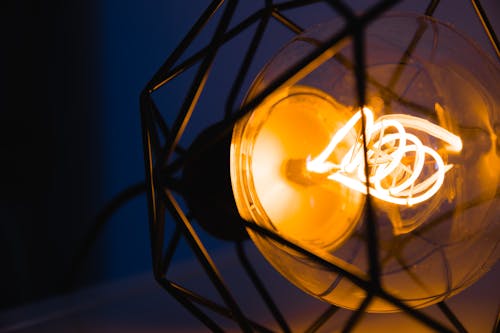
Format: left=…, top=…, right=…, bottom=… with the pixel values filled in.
left=181, top=122, right=248, bottom=241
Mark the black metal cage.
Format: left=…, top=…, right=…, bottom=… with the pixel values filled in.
left=139, top=0, right=499, bottom=332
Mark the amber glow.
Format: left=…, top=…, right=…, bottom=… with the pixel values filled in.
left=231, top=86, right=365, bottom=251
left=230, top=14, right=500, bottom=313
left=306, top=106, right=463, bottom=207
left=231, top=86, right=465, bottom=247
left=251, top=90, right=365, bottom=250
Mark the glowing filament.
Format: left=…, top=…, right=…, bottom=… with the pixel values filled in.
left=306, top=106, right=462, bottom=206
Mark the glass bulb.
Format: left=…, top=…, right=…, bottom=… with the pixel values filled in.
left=230, top=14, right=500, bottom=312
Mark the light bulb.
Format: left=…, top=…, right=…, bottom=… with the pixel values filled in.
left=231, top=14, right=500, bottom=312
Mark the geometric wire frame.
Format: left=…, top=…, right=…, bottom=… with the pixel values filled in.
left=139, top=0, right=500, bottom=332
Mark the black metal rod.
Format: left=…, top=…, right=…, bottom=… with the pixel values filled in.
left=167, top=280, right=276, bottom=333
left=470, top=0, right=500, bottom=59
left=324, top=0, right=356, bottom=20
left=150, top=97, right=170, bottom=141
left=271, top=9, right=304, bottom=34
left=228, top=0, right=404, bottom=135
left=151, top=8, right=266, bottom=90
left=243, top=223, right=370, bottom=289
left=148, top=97, right=170, bottom=156
left=224, top=4, right=273, bottom=119
left=146, top=0, right=225, bottom=92
left=375, top=288, right=454, bottom=332
left=158, top=278, right=225, bottom=332
left=160, top=0, right=240, bottom=169
left=243, top=221, right=454, bottom=332
left=163, top=190, right=253, bottom=332
left=341, top=295, right=373, bottom=333
left=353, top=26, right=382, bottom=288
left=230, top=26, right=349, bottom=123
left=160, top=225, right=181, bottom=276
left=160, top=0, right=408, bottom=179
left=152, top=200, right=167, bottom=278
left=437, top=302, right=468, bottom=333
left=493, top=306, right=500, bottom=333
left=137, top=1, right=499, bottom=332
left=236, top=242, right=292, bottom=333
left=304, top=306, right=340, bottom=333
left=140, top=91, right=166, bottom=276
left=316, top=241, right=364, bottom=298
left=425, top=0, right=441, bottom=16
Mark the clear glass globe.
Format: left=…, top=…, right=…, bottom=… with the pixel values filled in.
left=230, top=14, right=500, bottom=312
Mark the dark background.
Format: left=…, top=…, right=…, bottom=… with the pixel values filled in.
left=1, top=0, right=498, bottom=311
left=1, top=1, right=102, bottom=309
left=2, top=0, right=143, bottom=309
left=0, top=0, right=225, bottom=310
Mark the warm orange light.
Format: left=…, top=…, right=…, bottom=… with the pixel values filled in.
left=232, top=86, right=464, bottom=242
left=306, top=105, right=463, bottom=211
left=230, top=14, right=500, bottom=313
left=231, top=86, right=365, bottom=251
